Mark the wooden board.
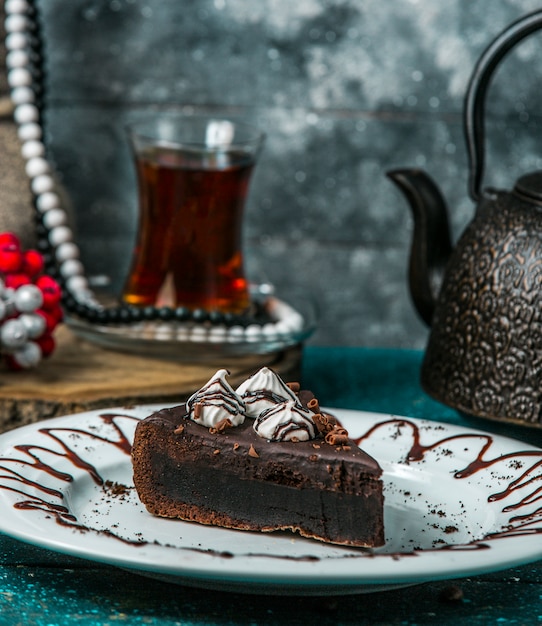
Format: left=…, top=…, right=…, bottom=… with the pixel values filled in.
left=0, top=325, right=302, bottom=432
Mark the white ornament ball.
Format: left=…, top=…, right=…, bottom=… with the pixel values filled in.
left=31, top=174, right=55, bottom=195
left=4, top=14, right=28, bottom=33
left=0, top=318, right=28, bottom=350
left=25, top=156, right=50, bottom=178
left=14, top=103, right=39, bottom=124
left=11, top=86, right=36, bottom=106
left=208, top=325, right=227, bottom=343
left=6, top=49, right=29, bottom=69
left=153, top=323, right=174, bottom=340
left=48, top=225, right=73, bottom=246
left=36, top=191, right=60, bottom=213
left=19, top=313, right=46, bottom=339
left=18, top=122, right=42, bottom=142
left=2, top=288, right=16, bottom=317
left=60, top=258, right=84, bottom=278
left=227, top=325, right=245, bottom=343
left=5, top=0, right=30, bottom=14
left=65, top=275, right=88, bottom=294
left=21, top=139, right=45, bottom=159
left=13, top=284, right=43, bottom=313
left=8, top=67, right=32, bottom=88
left=5, top=32, right=27, bottom=50
left=190, top=326, right=208, bottom=343
left=43, top=209, right=67, bottom=230
left=12, top=342, right=42, bottom=369
left=55, top=242, right=79, bottom=262
left=55, top=241, right=79, bottom=263
left=244, top=324, right=262, bottom=341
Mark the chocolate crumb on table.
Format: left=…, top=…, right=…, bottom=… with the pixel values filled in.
left=439, top=585, right=464, bottom=603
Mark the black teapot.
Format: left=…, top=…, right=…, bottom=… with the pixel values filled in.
left=388, top=10, right=542, bottom=426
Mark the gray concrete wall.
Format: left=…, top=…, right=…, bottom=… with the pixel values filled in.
left=35, top=0, right=542, bottom=348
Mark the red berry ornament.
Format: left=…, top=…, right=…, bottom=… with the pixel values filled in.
left=23, top=250, right=44, bottom=277
left=36, top=333, right=55, bottom=357
left=0, top=243, right=24, bottom=273
left=35, top=308, right=60, bottom=333
left=4, top=273, right=31, bottom=289
left=36, top=275, right=62, bottom=309
left=0, top=232, right=63, bottom=370
left=0, top=232, right=20, bottom=247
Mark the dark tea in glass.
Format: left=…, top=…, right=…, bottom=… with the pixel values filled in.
left=122, top=116, right=264, bottom=314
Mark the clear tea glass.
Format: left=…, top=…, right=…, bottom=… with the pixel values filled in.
left=122, top=115, right=264, bottom=314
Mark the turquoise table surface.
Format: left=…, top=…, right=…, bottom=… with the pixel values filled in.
left=1, top=346, right=541, bottom=626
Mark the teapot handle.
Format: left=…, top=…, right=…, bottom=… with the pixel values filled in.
left=465, top=9, right=542, bottom=201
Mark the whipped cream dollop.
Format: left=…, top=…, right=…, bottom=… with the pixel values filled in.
left=186, top=369, right=245, bottom=427
left=253, top=400, right=317, bottom=442
left=184, top=367, right=322, bottom=442
left=235, top=366, right=299, bottom=418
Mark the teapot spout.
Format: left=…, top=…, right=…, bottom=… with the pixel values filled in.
left=387, top=169, right=453, bottom=326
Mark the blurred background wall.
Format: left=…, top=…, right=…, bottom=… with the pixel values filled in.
left=31, top=0, right=542, bottom=348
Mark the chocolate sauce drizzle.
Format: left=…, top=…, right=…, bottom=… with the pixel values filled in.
left=0, top=413, right=145, bottom=545
left=187, top=373, right=245, bottom=419
left=242, top=389, right=299, bottom=409
left=254, top=402, right=316, bottom=441
left=0, top=412, right=541, bottom=564
left=355, top=418, right=542, bottom=546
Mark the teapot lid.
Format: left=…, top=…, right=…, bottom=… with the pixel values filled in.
left=513, top=170, right=542, bottom=203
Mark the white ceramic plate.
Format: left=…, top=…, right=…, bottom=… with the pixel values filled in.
left=0, top=406, right=540, bottom=595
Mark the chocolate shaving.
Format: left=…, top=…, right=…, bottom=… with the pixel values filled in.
left=307, top=397, right=320, bottom=413
left=248, top=444, right=259, bottom=458
left=312, top=413, right=328, bottom=434
left=213, top=449, right=220, bottom=455
left=325, top=426, right=349, bottom=446
left=313, top=412, right=339, bottom=435
left=193, top=402, right=204, bottom=420
left=286, top=381, right=300, bottom=393
left=209, top=418, right=233, bottom=435
left=233, top=442, right=240, bottom=451
left=174, top=424, right=185, bottom=434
